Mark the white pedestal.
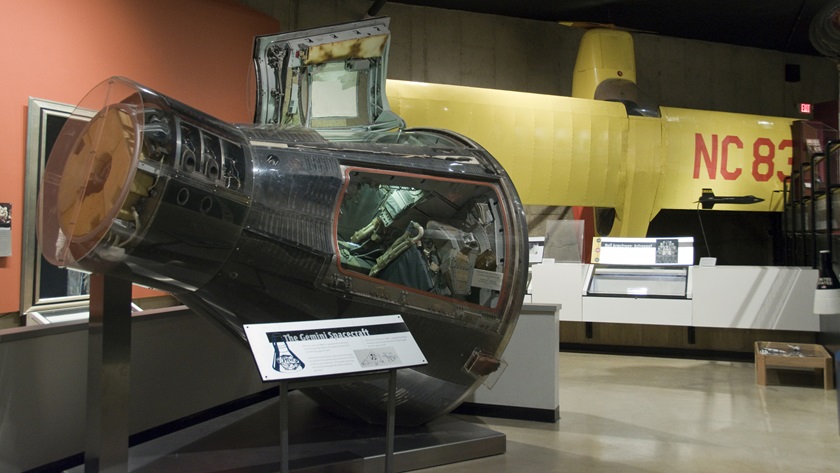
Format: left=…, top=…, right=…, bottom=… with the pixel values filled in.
left=530, top=263, right=584, bottom=321
left=460, top=303, right=560, bottom=422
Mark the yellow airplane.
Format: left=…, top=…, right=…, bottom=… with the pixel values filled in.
left=386, top=28, right=795, bottom=237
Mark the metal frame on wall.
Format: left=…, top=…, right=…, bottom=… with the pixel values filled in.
left=21, top=97, right=92, bottom=320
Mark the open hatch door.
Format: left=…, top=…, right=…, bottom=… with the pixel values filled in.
left=252, top=17, right=404, bottom=132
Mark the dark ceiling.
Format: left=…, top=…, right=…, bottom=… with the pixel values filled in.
left=388, top=0, right=838, bottom=57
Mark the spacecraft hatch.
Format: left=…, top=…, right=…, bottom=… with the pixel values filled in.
left=37, top=18, right=528, bottom=425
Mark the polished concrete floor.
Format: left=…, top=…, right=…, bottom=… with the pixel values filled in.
left=420, top=352, right=840, bottom=473
left=63, top=351, right=840, bottom=472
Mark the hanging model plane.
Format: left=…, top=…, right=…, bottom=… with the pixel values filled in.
left=385, top=27, right=796, bottom=236
left=698, top=188, right=764, bottom=209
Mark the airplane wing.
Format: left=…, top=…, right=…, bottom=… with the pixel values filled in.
left=386, top=80, right=629, bottom=207
left=387, top=80, right=794, bottom=236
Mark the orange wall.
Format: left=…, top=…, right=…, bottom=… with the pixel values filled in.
left=0, top=0, right=279, bottom=313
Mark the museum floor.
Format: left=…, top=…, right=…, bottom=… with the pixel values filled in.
left=422, top=352, right=840, bottom=473
left=67, top=351, right=840, bottom=472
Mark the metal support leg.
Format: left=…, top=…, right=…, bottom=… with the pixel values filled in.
left=279, top=381, right=289, bottom=473
left=385, top=369, right=396, bottom=473
left=84, top=274, right=133, bottom=473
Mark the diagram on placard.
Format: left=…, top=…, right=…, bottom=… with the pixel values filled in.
left=655, top=239, right=679, bottom=264
left=355, top=348, right=401, bottom=367
left=269, top=333, right=306, bottom=373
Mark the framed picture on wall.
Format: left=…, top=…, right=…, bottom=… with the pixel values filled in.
left=21, top=98, right=92, bottom=315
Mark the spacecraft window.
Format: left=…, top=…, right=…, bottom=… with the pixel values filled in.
left=310, top=62, right=359, bottom=119
left=336, top=169, right=507, bottom=310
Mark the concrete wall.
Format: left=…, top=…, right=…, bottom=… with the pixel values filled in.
left=635, top=34, right=837, bottom=117
left=240, top=0, right=838, bottom=118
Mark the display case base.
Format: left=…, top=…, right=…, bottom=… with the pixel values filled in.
left=67, top=390, right=506, bottom=472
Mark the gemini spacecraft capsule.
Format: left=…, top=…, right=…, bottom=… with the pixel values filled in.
left=37, top=18, right=528, bottom=425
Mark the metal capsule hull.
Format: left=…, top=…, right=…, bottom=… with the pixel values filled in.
left=38, top=77, right=528, bottom=425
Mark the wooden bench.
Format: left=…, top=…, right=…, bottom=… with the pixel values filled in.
left=755, top=341, right=834, bottom=390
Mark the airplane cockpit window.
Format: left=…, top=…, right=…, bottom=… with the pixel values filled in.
left=337, top=170, right=507, bottom=309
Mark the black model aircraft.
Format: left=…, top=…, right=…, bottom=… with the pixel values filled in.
left=698, top=188, right=764, bottom=209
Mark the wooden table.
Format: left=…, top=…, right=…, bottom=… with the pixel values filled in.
left=755, top=341, right=834, bottom=390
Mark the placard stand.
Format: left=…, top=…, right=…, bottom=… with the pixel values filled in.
left=81, top=295, right=421, bottom=472
left=277, top=369, right=398, bottom=473
left=244, top=315, right=427, bottom=473
left=84, top=274, right=133, bottom=472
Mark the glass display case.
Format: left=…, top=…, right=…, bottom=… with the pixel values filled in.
left=584, top=265, right=692, bottom=299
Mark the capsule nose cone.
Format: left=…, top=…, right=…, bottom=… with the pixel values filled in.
left=38, top=77, right=144, bottom=267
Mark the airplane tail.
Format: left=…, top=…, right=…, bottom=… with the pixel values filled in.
left=699, top=188, right=716, bottom=209
left=572, top=28, right=637, bottom=100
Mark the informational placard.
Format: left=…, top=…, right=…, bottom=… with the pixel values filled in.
left=528, top=236, right=545, bottom=263
left=0, top=203, right=10, bottom=257
left=591, top=236, right=694, bottom=266
left=472, top=268, right=503, bottom=291
left=244, top=315, right=427, bottom=381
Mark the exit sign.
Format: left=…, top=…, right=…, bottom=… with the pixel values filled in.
left=800, top=103, right=812, bottom=114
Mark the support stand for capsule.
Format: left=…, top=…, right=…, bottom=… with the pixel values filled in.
left=244, top=315, right=426, bottom=473
left=277, top=369, right=398, bottom=473
left=84, top=274, right=133, bottom=472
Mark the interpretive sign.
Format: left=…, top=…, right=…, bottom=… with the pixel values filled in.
left=0, top=203, right=10, bottom=257
left=244, top=315, right=427, bottom=381
left=591, top=236, right=694, bottom=266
